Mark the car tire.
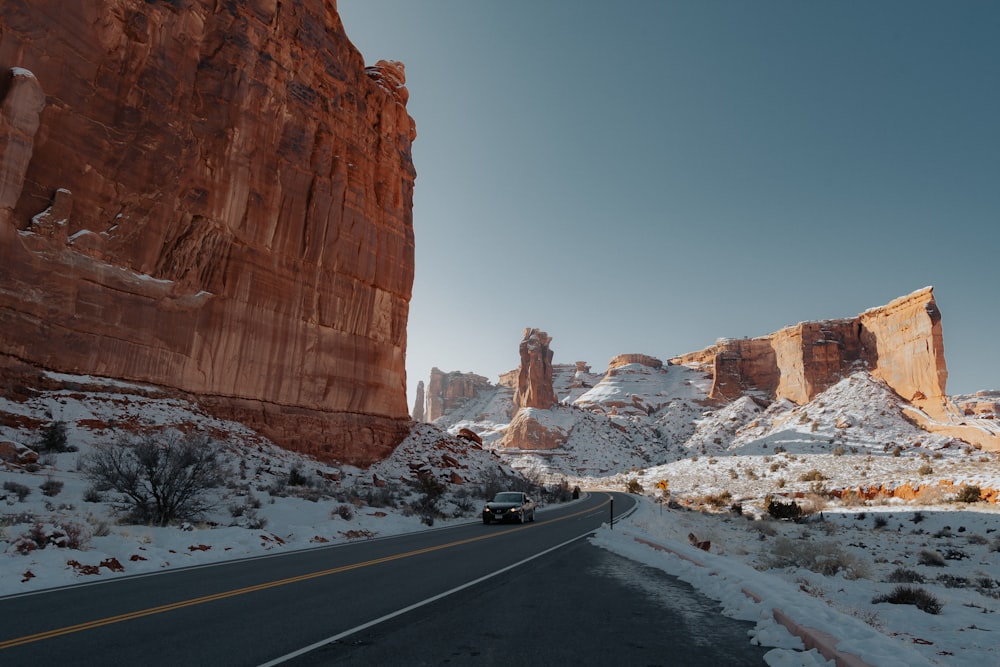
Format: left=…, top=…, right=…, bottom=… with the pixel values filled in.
left=528, top=510, right=535, bottom=522
left=483, top=516, right=490, bottom=525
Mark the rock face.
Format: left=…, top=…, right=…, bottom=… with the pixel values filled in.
left=672, top=288, right=947, bottom=405
left=513, top=328, right=557, bottom=410
left=0, top=1, right=416, bottom=465
left=412, top=381, right=425, bottom=422
left=424, top=368, right=493, bottom=423
left=607, top=354, right=663, bottom=371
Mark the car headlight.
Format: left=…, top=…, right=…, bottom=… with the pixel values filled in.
left=484, top=507, right=491, bottom=512
left=509, top=507, right=521, bottom=513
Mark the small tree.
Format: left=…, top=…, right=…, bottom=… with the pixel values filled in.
left=83, top=431, right=227, bottom=526
left=37, top=420, right=70, bottom=453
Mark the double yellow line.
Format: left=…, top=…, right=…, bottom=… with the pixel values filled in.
left=1, top=498, right=608, bottom=650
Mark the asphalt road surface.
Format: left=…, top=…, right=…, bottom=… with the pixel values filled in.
left=0, top=492, right=766, bottom=665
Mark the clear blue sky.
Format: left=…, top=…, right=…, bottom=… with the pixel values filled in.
left=338, top=1, right=1000, bottom=407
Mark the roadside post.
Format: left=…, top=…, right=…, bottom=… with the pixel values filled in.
left=610, top=496, right=614, bottom=529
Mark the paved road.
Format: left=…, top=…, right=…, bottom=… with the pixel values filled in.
left=0, top=492, right=765, bottom=665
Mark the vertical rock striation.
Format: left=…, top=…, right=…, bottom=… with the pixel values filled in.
left=672, top=288, right=947, bottom=405
left=513, top=328, right=557, bottom=410
left=0, top=1, right=416, bottom=464
left=424, top=368, right=494, bottom=423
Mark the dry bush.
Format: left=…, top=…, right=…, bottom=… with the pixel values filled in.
left=799, top=493, right=829, bottom=515
left=872, top=585, right=943, bottom=614
left=700, top=490, right=732, bottom=508
left=918, top=549, right=946, bottom=567
left=955, top=485, right=982, bottom=503
left=83, top=431, right=228, bottom=526
left=763, top=536, right=870, bottom=580
left=799, top=469, right=827, bottom=482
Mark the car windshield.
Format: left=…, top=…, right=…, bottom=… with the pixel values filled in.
left=493, top=492, right=522, bottom=503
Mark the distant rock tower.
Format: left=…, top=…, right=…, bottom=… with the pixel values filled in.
left=412, top=380, right=425, bottom=422
left=513, top=328, right=557, bottom=410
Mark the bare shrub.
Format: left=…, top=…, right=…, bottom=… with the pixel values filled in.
left=287, top=464, right=311, bottom=487
left=625, top=478, right=643, bottom=494
left=918, top=549, right=946, bottom=567
left=3, top=481, right=31, bottom=502
left=954, top=485, right=982, bottom=503
left=887, top=567, right=925, bottom=583
left=82, top=431, right=228, bottom=526
left=333, top=504, right=355, bottom=520
left=40, top=478, right=64, bottom=497
left=872, top=586, right=943, bottom=614
left=799, top=469, right=826, bottom=482
left=763, top=537, right=869, bottom=579
left=701, top=490, right=732, bottom=508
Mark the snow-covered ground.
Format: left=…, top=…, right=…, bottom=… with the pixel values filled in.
left=3, top=368, right=999, bottom=666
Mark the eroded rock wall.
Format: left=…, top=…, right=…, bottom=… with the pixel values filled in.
left=425, top=368, right=493, bottom=423
left=672, top=288, right=947, bottom=405
left=0, top=1, right=416, bottom=464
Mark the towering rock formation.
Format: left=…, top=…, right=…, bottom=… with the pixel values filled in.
left=0, top=1, right=416, bottom=465
left=498, top=329, right=563, bottom=450
left=412, top=381, right=425, bottom=422
left=672, top=288, right=946, bottom=405
left=512, top=328, right=556, bottom=410
left=424, top=368, right=493, bottom=422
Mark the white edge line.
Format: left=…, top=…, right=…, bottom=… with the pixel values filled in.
left=256, top=529, right=597, bottom=666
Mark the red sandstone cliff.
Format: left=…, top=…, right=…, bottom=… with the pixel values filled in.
left=672, top=288, right=946, bottom=405
left=424, top=368, right=495, bottom=423
left=0, top=1, right=416, bottom=464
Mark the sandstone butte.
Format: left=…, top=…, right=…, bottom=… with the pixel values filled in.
left=423, top=368, right=493, bottom=423
left=0, top=1, right=417, bottom=464
left=672, top=287, right=999, bottom=451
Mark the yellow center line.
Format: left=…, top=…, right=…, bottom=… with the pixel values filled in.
left=0, top=497, right=610, bottom=650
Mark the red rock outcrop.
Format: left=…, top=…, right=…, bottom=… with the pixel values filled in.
left=672, top=288, right=945, bottom=405
left=607, top=354, right=664, bottom=371
left=424, top=368, right=493, bottom=422
left=0, top=1, right=416, bottom=465
left=513, top=328, right=557, bottom=410
left=412, top=380, right=426, bottom=422
left=832, top=480, right=998, bottom=505
left=500, top=408, right=569, bottom=450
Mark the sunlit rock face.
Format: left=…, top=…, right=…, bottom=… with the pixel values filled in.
left=425, top=368, right=493, bottom=423
left=513, top=328, right=556, bottom=410
left=0, top=1, right=416, bottom=465
left=673, top=288, right=947, bottom=405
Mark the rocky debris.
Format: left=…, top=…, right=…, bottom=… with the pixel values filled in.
left=499, top=407, right=570, bottom=451
left=456, top=428, right=483, bottom=446
left=0, top=1, right=417, bottom=465
left=0, top=439, right=38, bottom=465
